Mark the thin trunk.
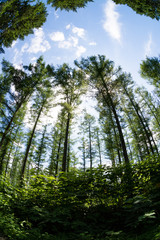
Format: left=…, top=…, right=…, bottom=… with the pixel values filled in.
left=0, top=137, right=10, bottom=174
left=4, top=141, right=14, bottom=177
left=62, top=113, right=70, bottom=172
left=37, top=126, right=47, bottom=175
left=89, top=122, right=93, bottom=169
left=127, top=113, right=146, bottom=161
left=0, top=102, right=22, bottom=151
left=124, top=89, right=155, bottom=155
left=139, top=107, right=159, bottom=155
left=112, top=105, right=129, bottom=164
left=112, top=125, right=121, bottom=165
left=20, top=104, right=43, bottom=183
left=96, top=129, right=102, bottom=165
left=82, top=140, right=86, bottom=171
left=67, top=138, right=70, bottom=173
left=55, top=136, right=62, bottom=175
left=137, top=89, right=160, bottom=128
left=126, top=135, right=133, bottom=162
left=10, top=146, right=20, bottom=185
left=100, top=77, right=129, bottom=164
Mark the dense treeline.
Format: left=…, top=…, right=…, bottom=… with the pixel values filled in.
left=0, top=41, right=160, bottom=240
left=0, top=54, right=159, bottom=185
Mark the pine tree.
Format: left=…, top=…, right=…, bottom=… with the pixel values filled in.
left=0, top=0, right=47, bottom=51
left=76, top=55, right=130, bottom=164
left=54, top=64, right=87, bottom=172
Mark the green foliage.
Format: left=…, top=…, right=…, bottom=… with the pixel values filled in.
left=140, top=56, right=160, bottom=88
left=0, top=0, right=47, bottom=50
left=47, top=0, right=93, bottom=11
left=0, top=158, right=160, bottom=239
left=112, top=0, right=160, bottom=20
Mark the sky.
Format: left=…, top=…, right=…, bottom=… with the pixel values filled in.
left=1, top=0, right=160, bottom=88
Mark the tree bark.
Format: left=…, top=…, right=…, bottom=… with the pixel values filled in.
left=62, top=113, right=70, bottom=172
left=20, top=104, right=43, bottom=184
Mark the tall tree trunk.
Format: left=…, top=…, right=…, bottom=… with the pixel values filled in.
left=127, top=113, right=147, bottom=161
left=10, top=147, right=20, bottom=185
left=0, top=102, right=22, bottom=151
left=100, top=77, right=129, bottom=164
left=37, top=125, right=47, bottom=175
left=82, top=139, right=86, bottom=171
left=136, top=88, right=160, bottom=128
left=111, top=105, right=129, bottom=164
left=67, top=137, right=70, bottom=173
left=96, top=129, right=102, bottom=165
left=62, top=113, right=70, bottom=172
left=20, top=105, right=43, bottom=183
left=55, top=136, right=62, bottom=175
left=124, top=88, right=156, bottom=155
left=4, top=141, right=14, bottom=177
left=89, top=122, right=93, bottom=169
left=139, top=107, right=159, bottom=155
left=0, top=136, right=10, bottom=174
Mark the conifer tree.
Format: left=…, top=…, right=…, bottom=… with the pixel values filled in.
left=54, top=64, right=87, bottom=172
left=0, top=0, right=47, bottom=51
left=75, top=55, right=130, bottom=164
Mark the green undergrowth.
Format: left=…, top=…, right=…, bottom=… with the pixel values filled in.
left=0, top=156, right=160, bottom=239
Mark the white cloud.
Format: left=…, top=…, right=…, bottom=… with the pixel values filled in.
left=54, top=10, right=59, bottom=19
left=70, top=36, right=79, bottom=47
left=89, top=41, right=97, bottom=46
left=58, top=36, right=78, bottom=49
left=103, top=0, right=122, bottom=43
left=27, top=28, right=51, bottom=53
left=30, top=57, right=37, bottom=62
left=21, top=43, right=29, bottom=53
left=48, top=25, right=86, bottom=57
left=66, top=24, right=71, bottom=30
left=72, top=26, right=85, bottom=38
left=76, top=46, right=86, bottom=57
left=49, top=31, right=65, bottom=42
left=58, top=40, right=72, bottom=49
left=11, top=40, right=18, bottom=48
left=144, top=34, right=152, bottom=56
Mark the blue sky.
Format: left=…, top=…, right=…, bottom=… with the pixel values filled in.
left=1, top=0, right=160, bottom=87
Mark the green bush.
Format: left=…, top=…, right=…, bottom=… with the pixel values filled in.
left=0, top=157, right=160, bottom=239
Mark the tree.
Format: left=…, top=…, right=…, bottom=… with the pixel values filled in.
left=0, top=0, right=47, bottom=51
left=78, top=136, right=87, bottom=171
left=54, top=64, right=87, bottom=172
left=135, top=87, right=160, bottom=128
left=47, top=0, right=93, bottom=11
left=34, top=125, right=48, bottom=175
left=75, top=55, right=130, bottom=164
left=112, top=0, right=160, bottom=20
left=79, top=112, right=97, bottom=170
left=48, top=110, right=66, bottom=176
left=20, top=79, right=54, bottom=183
left=99, top=106, right=122, bottom=166
left=140, top=56, right=160, bottom=97
left=0, top=57, right=50, bottom=153
left=119, top=73, right=159, bottom=156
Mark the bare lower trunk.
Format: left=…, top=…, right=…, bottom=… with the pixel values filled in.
left=62, top=113, right=70, bottom=172
left=20, top=105, right=43, bottom=184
